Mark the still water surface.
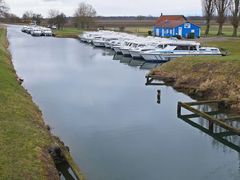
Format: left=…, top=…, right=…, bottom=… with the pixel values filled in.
left=8, top=25, right=240, bottom=180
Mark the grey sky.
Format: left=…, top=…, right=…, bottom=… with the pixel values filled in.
left=7, top=0, right=202, bottom=17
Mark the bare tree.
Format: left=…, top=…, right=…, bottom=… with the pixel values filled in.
left=32, top=13, right=43, bottom=25
left=230, top=0, right=240, bottom=36
left=74, top=2, right=97, bottom=29
left=48, top=9, right=60, bottom=26
left=48, top=9, right=67, bottom=30
left=202, top=0, right=215, bottom=36
left=0, top=0, right=9, bottom=17
left=214, top=0, right=232, bottom=35
left=55, top=13, right=67, bottom=30
left=22, top=11, right=34, bottom=23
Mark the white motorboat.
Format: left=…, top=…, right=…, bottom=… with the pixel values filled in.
left=119, top=39, right=143, bottom=56
left=93, top=37, right=106, bottom=47
left=129, top=42, right=164, bottom=59
left=141, top=41, right=222, bottom=62
left=41, top=28, right=53, bottom=36
left=21, top=26, right=28, bottom=33
left=104, top=37, right=119, bottom=48
left=112, top=37, right=135, bottom=54
left=31, top=27, right=42, bottom=36
left=77, top=30, right=224, bottom=64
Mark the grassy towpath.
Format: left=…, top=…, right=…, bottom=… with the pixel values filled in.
left=54, top=27, right=82, bottom=38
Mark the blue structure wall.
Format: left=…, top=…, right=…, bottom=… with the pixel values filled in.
left=154, top=22, right=201, bottom=38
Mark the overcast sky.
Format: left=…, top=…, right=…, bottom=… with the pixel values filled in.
left=6, top=0, right=202, bottom=17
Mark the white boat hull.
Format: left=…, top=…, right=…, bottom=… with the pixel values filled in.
left=129, top=50, right=142, bottom=59
left=141, top=54, right=169, bottom=62
left=113, top=47, right=122, bottom=54
left=104, top=42, right=111, bottom=48
left=142, top=52, right=222, bottom=62
left=121, top=49, right=131, bottom=56
left=93, top=41, right=105, bottom=47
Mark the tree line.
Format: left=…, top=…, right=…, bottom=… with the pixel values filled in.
left=1, top=0, right=239, bottom=36
left=21, top=2, right=96, bottom=30
left=0, top=1, right=97, bottom=30
left=202, top=0, right=240, bottom=36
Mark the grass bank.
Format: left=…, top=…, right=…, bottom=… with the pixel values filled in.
left=201, top=25, right=240, bottom=37
left=0, top=27, right=84, bottom=179
left=151, top=37, right=240, bottom=110
left=54, top=27, right=82, bottom=38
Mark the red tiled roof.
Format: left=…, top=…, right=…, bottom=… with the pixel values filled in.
left=155, top=15, right=187, bottom=28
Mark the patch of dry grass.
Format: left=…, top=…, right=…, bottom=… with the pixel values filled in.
left=152, top=38, right=240, bottom=105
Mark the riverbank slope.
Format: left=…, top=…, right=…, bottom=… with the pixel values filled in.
left=0, top=27, right=83, bottom=179
left=54, top=28, right=82, bottom=38
left=151, top=37, right=240, bottom=110
left=0, top=27, right=60, bottom=179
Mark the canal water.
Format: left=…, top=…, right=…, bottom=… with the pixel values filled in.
left=8, top=25, right=240, bottom=180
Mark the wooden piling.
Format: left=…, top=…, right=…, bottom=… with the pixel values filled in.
left=57, top=143, right=84, bottom=180
left=157, top=90, right=161, bottom=104
left=145, top=75, right=167, bottom=86
left=177, top=102, right=182, bottom=116
left=178, top=101, right=240, bottom=135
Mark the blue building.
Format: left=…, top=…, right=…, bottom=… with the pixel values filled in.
left=153, top=15, right=201, bottom=38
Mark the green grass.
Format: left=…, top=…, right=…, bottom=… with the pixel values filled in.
left=124, top=26, right=152, bottom=36
left=54, top=27, right=83, bottom=38
left=0, top=27, right=59, bottom=179
left=201, top=25, right=240, bottom=37
left=154, top=38, right=240, bottom=72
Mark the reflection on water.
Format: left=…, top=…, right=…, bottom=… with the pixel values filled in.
left=178, top=114, right=240, bottom=153
left=8, top=25, right=240, bottom=180
left=178, top=104, right=240, bottom=154
left=140, top=62, right=160, bottom=70
left=113, top=53, right=161, bottom=69
left=56, top=162, right=76, bottom=180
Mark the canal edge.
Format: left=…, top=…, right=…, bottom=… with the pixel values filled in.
left=2, top=25, right=84, bottom=179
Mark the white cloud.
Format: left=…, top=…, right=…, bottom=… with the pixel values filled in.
left=7, top=0, right=202, bottom=17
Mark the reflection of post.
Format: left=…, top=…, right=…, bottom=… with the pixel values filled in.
left=238, top=153, right=240, bottom=169
left=157, top=90, right=161, bottom=104
left=209, top=121, right=214, bottom=132
left=177, top=102, right=182, bottom=116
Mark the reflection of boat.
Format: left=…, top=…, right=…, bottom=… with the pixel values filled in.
left=102, top=49, right=115, bottom=56
left=119, top=56, right=132, bottom=64
left=140, top=62, right=161, bottom=70
left=128, top=60, right=145, bottom=67
left=113, top=54, right=123, bottom=61
left=178, top=114, right=240, bottom=153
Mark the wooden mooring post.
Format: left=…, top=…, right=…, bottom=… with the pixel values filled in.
left=58, top=143, right=84, bottom=180
left=145, top=75, right=167, bottom=86
left=49, top=142, right=85, bottom=180
left=177, top=100, right=240, bottom=135
left=157, top=90, right=161, bottom=104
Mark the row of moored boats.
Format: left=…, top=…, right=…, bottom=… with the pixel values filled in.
left=21, top=25, right=54, bottom=37
left=79, top=31, right=223, bottom=62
